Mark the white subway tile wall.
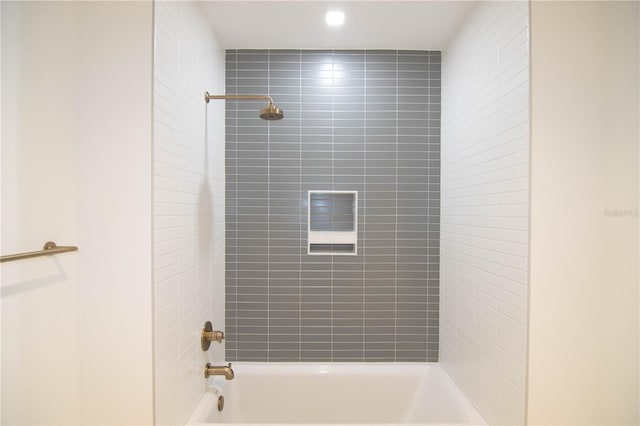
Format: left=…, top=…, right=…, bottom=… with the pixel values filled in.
left=440, top=2, right=529, bottom=425
left=225, top=50, right=441, bottom=362
left=153, top=2, right=225, bottom=425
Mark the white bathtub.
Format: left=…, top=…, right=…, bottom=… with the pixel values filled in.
left=187, top=363, right=486, bottom=426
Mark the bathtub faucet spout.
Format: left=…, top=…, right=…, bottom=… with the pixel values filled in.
left=205, top=362, right=235, bottom=380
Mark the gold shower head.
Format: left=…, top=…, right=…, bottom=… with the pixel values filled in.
left=259, top=103, right=284, bottom=121
left=204, top=92, right=284, bottom=121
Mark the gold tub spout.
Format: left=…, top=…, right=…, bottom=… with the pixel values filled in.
left=205, top=362, right=235, bottom=380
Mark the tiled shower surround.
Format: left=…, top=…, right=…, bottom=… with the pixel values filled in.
left=440, top=2, right=529, bottom=424
left=225, top=50, right=441, bottom=362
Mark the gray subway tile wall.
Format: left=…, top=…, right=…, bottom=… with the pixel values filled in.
left=225, top=50, right=440, bottom=362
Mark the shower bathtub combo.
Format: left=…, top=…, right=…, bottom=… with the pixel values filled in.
left=199, top=93, right=485, bottom=426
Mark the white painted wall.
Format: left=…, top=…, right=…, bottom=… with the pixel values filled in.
left=153, top=2, right=226, bottom=425
left=2, top=3, right=81, bottom=422
left=440, top=2, right=530, bottom=425
left=1, top=1, right=154, bottom=424
left=76, top=3, right=154, bottom=424
left=528, top=1, right=639, bottom=424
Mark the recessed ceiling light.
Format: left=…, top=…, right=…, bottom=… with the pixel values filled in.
left=325, top=10, right=345, bottom=27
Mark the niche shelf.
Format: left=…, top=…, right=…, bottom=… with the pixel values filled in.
left=307, top=190, right=358, bottom=255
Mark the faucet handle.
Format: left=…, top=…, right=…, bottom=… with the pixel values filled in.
left=201, top=321, right=224, bottom=351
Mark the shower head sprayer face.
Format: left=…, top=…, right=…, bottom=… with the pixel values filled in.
left=260, top=103, right=284, bottom=121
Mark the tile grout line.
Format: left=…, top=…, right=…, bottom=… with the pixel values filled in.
left=267, top=49, right=271, bottom=361
left=330, top=50, right=335, bottom=362
left=363, top=50, right=367, bottom=362
left=234, top=51, right=239, bottom=361
left=394, top=50, right=399, bottom=362
left=426, top=51, right=432, bottom=360
left=299, top=50, right=302, bottom=362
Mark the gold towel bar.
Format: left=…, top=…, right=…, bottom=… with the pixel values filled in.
left=0, top=241, right=78, bottom=263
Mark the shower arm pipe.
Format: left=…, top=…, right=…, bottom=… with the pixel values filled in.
left=204, top=92, right=274, bottom=105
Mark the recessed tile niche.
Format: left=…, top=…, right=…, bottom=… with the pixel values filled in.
left=308, top=191, right=358, bottom=255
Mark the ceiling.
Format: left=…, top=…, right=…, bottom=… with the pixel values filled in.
left=198, top=1, right=478, bottom=50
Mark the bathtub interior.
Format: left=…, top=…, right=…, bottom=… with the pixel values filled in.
left=188, top=364, right=486, bottom=425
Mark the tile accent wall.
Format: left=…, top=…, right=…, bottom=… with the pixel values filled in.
left=153, top=2, right=225, bottom=425
left=225, top=50, right=441, bottom=362
left=440, top=2, right=529, bottom=425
